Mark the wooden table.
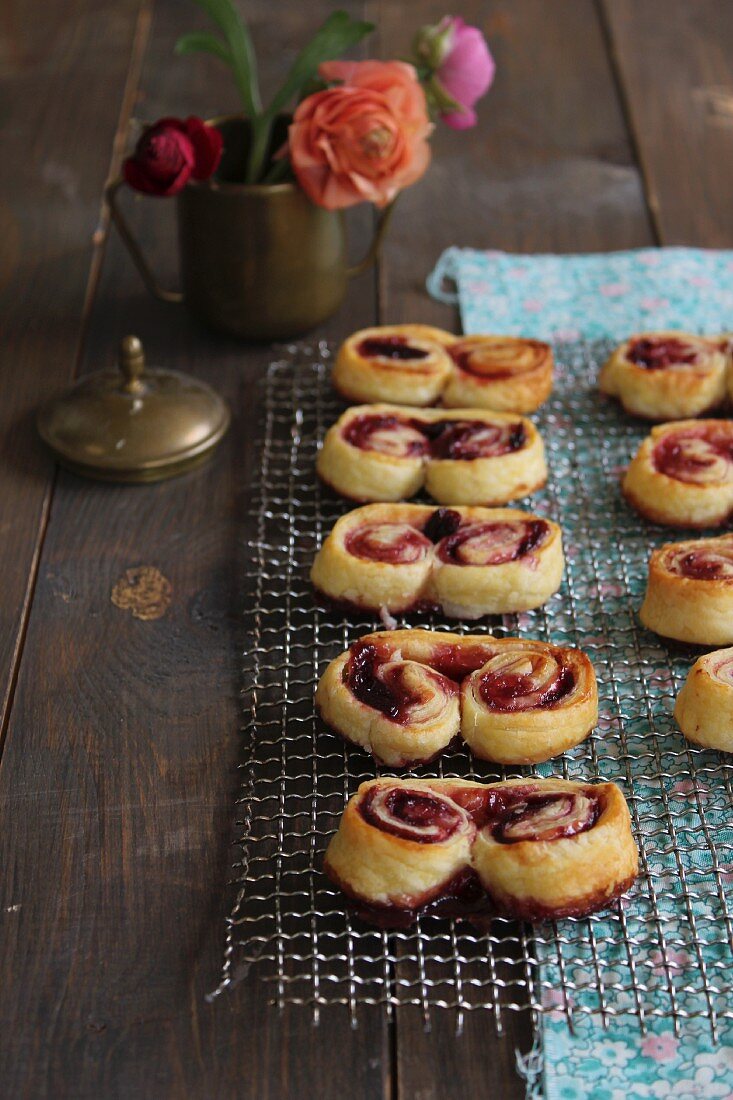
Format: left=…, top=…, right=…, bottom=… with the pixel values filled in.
left=3, top=1, right=733, bottom=1095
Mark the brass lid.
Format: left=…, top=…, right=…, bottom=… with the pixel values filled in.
left=37, top=336, right=230, bottom=482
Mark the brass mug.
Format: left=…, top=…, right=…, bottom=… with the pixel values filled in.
left=106, top=116, right=392, bottom=341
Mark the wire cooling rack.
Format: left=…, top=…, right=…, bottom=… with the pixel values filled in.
left=214, top=339, right=733, bottom=1039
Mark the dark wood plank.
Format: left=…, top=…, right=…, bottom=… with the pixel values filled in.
left=0, top=0, right=146, bottom=739
left=0, top=1, right=386, bottom=1097
left=602, top=0, right=733, bottom=246
left=373, top=2, right=654, bottom=1096
left=377, top=0, right=654, bottom=337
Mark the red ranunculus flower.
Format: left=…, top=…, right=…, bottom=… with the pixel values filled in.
left=123, top=116, right=223, bottom=196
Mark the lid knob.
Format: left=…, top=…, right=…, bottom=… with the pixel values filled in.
left=120, top=335, right=146, bottom=394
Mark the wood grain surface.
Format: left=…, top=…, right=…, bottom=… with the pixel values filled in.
left=0, top=0, right=145, bottom=741
left=1, top=1, right=732, bottom=1097
left=603, top=0, right=733, bottom=245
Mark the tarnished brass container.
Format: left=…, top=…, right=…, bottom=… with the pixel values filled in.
left=107, top=116, right=391, bottom=341
left=177, top=175, right=347, bottom=339
left=37, top=336, right=230, bottom=482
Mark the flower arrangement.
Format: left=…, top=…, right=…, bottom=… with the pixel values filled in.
left=122, top=1, right=494, bottom=209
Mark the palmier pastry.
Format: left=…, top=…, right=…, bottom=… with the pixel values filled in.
left=623, top=419, right=733, bottom=527
left=460, top=640, right=597, bottom=763
left=332, top=326, right=553, bottom=413
left=600, top=333, right=729, bottom=420
left=442, top=336, right=554, bottom=413
left=639, top=534, right=733, bottom=644
left=469, top=778, right=638, bottom=921
left=317, top=404, right=547, bottom=505
left=332, top=325, right=455, bottom=406
left=674, top=648, right=733, bottom=751
left=324, top=776, right=638, bottom=924
left=316, top=630, right=597, bottom=766
left=310, top=504, right=564, bottom=618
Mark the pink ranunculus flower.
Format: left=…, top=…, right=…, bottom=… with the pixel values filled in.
left=287, top=60, right=432, bottom=210
left=417, top=16, right=495, bottom=130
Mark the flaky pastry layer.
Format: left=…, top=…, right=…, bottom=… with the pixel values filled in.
left=324, top=776, right=638, bottom=923
left=332, top=325, right=553, bottom=413
left=316, top=629, right=597, bottom=766
left=675, top=648, right=733, bottom=751
left=317, top=403, right=547, bottom=506
left=310, top=504, right=564, bottom=619
left=600, top=332, right=729, bottom=420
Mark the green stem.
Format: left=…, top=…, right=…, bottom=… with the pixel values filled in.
left=245, top=112, right=274, bottom=184
left=347, top=198, right=397, bottom=278
left=261, top=156, right=292, bottom=185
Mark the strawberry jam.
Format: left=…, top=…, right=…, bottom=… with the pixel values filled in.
left=345, top=523, right=430, bottom=563
left=359, top=786, right=466, bottom=843
left=437, top=519, right=548, bottom=565
left=627, top=336, right=698, bottom=369
left=479, top=664, right=574, bottom=710
left=358, top=336, right=429, bottom=361
left=345, top=642, right=457, bottom=723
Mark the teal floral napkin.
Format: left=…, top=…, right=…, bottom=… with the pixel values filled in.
left=427, top=245, right=733, bottom=341
left=428, top=246, right=733, bottom=1100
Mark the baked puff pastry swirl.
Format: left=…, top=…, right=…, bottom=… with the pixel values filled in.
left=332, top=325, right=553, bottom=414
left=600, top=333, right=729, bottom=420
left=640, top=534, right=733, bottom=645
left=310, top=504, right=564, bottom=619
left=675, top=648, right=733, bottom=751
left=442, top=336, right=553, bottom=413
left=317, top=404, right=547, bottom=506
left=324, top=777, right=638, bottom=924
left=316, top=630, right=597, bottom=766
left=332, top=325, right=456, bottom=406
left=623, top=419, right=733, bottom=527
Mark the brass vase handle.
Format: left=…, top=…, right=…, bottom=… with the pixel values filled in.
left=347, top=199, right=396, bottom=279
left=105, top=178, right=184, bottom=304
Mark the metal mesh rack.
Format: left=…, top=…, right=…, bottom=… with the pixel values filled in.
left=215, top=339, right=733, bottom=1039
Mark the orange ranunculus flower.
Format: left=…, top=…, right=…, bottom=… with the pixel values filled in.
left=288, top=60, right=432, bottom=210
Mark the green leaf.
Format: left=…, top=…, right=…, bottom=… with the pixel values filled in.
left=265, top=10, right=374, bottom=119
left=261, top=156, right=294, bottom=185
left=187, top=0, right=261, bottom=115
left=174, top=31, right=232, bottom=66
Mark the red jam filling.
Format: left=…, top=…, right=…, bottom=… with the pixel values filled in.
left=359, top=787, right=465, bottom=843
left=345, top=642, right=457, bottom=723
left=627, top=336, right=698, bottom=369
left=339, top=867, right=487, bottom=929
left=428, top=642, right=499, bottom=681
left=346, top=643, right=398, bottom=716
left=676, top=551, right=730, bottom=580
left=331, top=784, right=609, bottom=926
left=479, top=664, right=574, bottom=711
left=344, top=415, right=526, bottom=461
left=358, top=336, right=430, bottom=361
left=427, top=420, right=526, bottom=460
left=338, top=860, right=631, bottom=927
left=343, top=414, right=429, bottom=457
left=433, top=783, right=599, bottom=842
left=653, top=430, right=733, bottom=483
left=437, top=519, right=548, bottom=565
left=423, top=507, right=462, bottom=543
left=345, top=523, right=430, bottom=563
left=490, top=791, right=599, bottom=843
